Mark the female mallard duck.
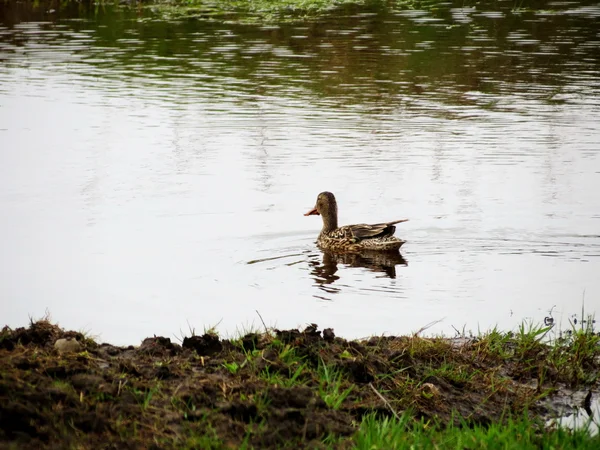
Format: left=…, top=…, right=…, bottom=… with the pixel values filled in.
left=304, top=191, right=407, bottom=252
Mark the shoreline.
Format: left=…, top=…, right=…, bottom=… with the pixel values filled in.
left=2, top=319, right=599, bottom=448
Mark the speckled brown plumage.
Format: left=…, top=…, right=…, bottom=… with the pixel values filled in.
left=304, top=191, right=407, bottom=252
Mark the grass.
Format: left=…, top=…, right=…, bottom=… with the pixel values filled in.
left=222, top=361, right=242, bottom=374
left=260, top=361, right=308, bottom=387
left=318, top=359, right=354, bottom=409
left=134, top=385, right=160, bottom=410
left=354, top=412, right=600, bottom=449
left=496, top=316, right=599, bottom=385
left=424, top=361, right=478, bottom=385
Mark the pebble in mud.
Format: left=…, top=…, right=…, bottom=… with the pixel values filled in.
left=420, top=382, right=441, bottom=397
left=54, top=338, right=82, bottom=354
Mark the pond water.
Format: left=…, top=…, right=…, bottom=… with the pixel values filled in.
left=1, top=1, right=599, bottom=344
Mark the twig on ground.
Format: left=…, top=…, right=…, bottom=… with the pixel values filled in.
left=369, top=382, right=401, bottom=420
left=413, top=318, right=444, bottom=337
left=256, top=310, right=268, bottom=334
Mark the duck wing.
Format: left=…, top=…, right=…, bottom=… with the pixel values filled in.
left=345, top=219, right=408, bottom=240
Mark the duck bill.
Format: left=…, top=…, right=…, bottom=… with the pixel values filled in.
left=304, top=207, right=320, bottom=216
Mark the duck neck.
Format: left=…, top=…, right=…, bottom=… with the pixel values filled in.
left=321, top=210, right=338, bottom=234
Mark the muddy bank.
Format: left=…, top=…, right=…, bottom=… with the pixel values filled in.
left=1, top=320, right=598, bottom=448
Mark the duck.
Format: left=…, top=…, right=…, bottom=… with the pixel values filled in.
left=304, top=191, right=407, bottom=252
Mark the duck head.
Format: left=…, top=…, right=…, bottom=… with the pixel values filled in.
left=304, top=191, right=338, bottom=232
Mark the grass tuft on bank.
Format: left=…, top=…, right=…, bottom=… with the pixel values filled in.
left=355, top=412, right=600, bottom=450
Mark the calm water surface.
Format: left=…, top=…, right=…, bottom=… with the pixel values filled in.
left=1, top=1, right=599, bottom=344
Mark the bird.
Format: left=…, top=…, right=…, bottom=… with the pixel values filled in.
left=304, top=191, right=407, bottom=252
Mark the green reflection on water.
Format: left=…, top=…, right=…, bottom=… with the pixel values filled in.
left=1, top=0, right=598, bottom=112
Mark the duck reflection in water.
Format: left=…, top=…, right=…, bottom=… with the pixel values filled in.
left=304, top=191, right=408, bottom=289
left=309, top=249, right=408, bottom=289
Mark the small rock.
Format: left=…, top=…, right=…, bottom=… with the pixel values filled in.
left=71, top=374, right=106, bottom=393
left=323, top=328, right=335, bottom=342
left=54, top=338, right=82, bottom=354
left=420, top=382, right=440, bottom=397
left=139, top=336, right=180, bottom=356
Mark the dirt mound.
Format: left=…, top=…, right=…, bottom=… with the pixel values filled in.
left=1, top=320, right=598, bottom=448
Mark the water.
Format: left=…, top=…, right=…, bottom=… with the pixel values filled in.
left=546, top=389, right=600, bottom=436
left=1, top=1, right=599, bottom=344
